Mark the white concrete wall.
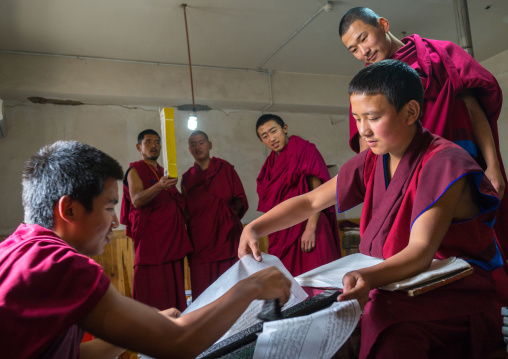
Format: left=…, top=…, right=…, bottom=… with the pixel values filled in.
left=482, top=49, right=508, bottom=167
left=2, top=49, right=507, bottom=235
left=0, top=101, right=361, bottom=234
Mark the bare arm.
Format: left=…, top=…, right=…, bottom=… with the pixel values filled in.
left=127, top=168, right=178, bottom=208
left=462, top=91, right=504, bottom=198
left=338, top=176, right=475, bottom=307
left=301, top=176, right=324, bottom=253
left=239, top=176, right=338, bottom=261
left=79, top=267, right=291, bottom=359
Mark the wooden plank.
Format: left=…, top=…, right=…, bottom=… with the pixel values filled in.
left=404, top=266, right=475, bottom=297
left=90, top=230, right=134, bottom=297
left=184, top=256, right=191, bottom=292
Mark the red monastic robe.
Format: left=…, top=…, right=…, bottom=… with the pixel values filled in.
left=0, top=224, right=110, bottom=358
left=257, top=135, right=341, bottom=277
left=181, top=157, right=248, bottom=299
left=120, top=160, right=193, bottom=311
left=337, top=127, right=504, bottom=358
left=348, top=34, right=508, bottom=258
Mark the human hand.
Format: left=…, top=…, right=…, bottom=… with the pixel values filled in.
left=337, top=271, right=371, bottom=308
left=301, top=229, right=316, bottom=253
left=238, top=225, right=262, bottom=261
left=244, top=266, right=291, bottom=306
left=485, top=165, right=505, bottom=199
left=159, top=307, right=181, bottom=319
left=159, top=176, right=178, bottom=190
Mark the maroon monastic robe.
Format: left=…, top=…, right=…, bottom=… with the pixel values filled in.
left=257, top=135, right=341, bottom=277
left=181, top=157, right=248, bottom=299
left=337, top=127, right=504, bottom=358
left=0, top=224, right=110, bottom=358
left=120, top=160, right=192, bottom=311
left=348, top=34, right=508, bottom=258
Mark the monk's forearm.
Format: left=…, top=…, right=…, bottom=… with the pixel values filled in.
left=131, top=182, right=163, bottom=208
left=305, top=175, right=323, bottom=230
left=171, top=280, right=261, bottom=355
left=248, top=194, right=316, bottom=238
left=82, top=285, right=260, bottom=359
left=248, top=177, right=336, bottom=239
left=305, top=212, right=320, bottom=231
left=463, top=92, right=499, bottom=169
left=356, top=242, right=434, bottom=289
left=357, top=184, right=460, bottom=289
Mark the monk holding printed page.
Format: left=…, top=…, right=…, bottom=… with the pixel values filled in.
left=0, top=140, right=291, bottom=358
left=239, top=60, right=506, bottom=358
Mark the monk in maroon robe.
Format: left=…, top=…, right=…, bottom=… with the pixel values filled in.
left=182, top=131, right=248, bottom=299
left=4, top=140, right=291, bottom=358
left=240, top=61, right=505, bottom=357
left=339, top=7, right=508, bottom=261
left=254, top=114, right=341, bottom=277
left=121, top=129, right=193, bottom=311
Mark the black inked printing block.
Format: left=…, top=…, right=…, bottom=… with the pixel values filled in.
left=257, top=299, right=283, bottom=322
left=197, top=290, right=340, bottom=359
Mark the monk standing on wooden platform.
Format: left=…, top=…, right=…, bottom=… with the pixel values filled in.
left=182, top=130, right=249, bottom=299
left=254, top=114, right=341, bottom=277
left=121, top=129, right=192, bottom=311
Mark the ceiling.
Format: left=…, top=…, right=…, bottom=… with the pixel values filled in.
left=0, top=0, right=507, bottom=77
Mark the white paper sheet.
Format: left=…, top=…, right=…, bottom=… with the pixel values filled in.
left=253, top=300, right=361, bottom=359
left=138, top=254, right=308, bottom=359
left=183, top=253, right=308, bottom=341
left=295, top=253, right=471, bottom=291
left=295, top=253, right=383, bottom=289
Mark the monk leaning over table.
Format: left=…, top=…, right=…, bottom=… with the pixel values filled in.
left=0, top=140, right=290, bottom=359
left=240, top=60, right=506, bottom=358
left=254, top=114, right=341, bottom=277
left=339, top=6, right=508, bottom=262
left=182, top=130, right=249, bottom=299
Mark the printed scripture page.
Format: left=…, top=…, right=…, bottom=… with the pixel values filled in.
left=253, top=300, right=361, bottom=359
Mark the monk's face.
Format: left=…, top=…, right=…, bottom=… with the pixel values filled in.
left=137, top=134, right=161, bottom=161
left=341, top=19, right=393, bottom=64
left=350, top=93, right=417, bottom=159
left=188, top=134, right=212, bottom=161
left=66, top=178, right=119, bottom=256
left=257, top=120, right=289, bottom=154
